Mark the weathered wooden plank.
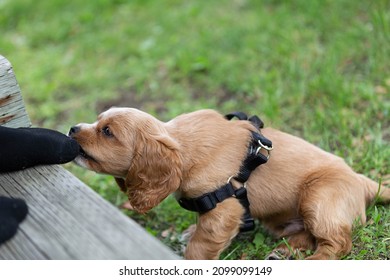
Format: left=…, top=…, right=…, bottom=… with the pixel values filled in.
left=0, top=55, right=179, bottom=259
left=0, top=55, right=31, bottom=128
left=0, top=166, right=178, bottom=259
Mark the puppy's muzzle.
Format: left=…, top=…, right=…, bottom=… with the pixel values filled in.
left=68, top=125, right=96, bottom=163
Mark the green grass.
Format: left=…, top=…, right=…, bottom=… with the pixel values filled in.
left=1, top=0, right=389, bottom=259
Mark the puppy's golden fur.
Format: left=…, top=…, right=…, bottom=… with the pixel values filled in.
left=69, top=107, right=390, bottom=260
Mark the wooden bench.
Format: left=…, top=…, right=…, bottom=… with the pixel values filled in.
left=0, top=55, right=178, bottom=259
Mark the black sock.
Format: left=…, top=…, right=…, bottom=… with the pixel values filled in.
left=0, top=126, right=79, bottom=173
left=0, top=196, right=28, bottom=244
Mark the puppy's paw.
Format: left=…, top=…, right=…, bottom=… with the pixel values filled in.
left=120, top=200, right=134, bottom=211
left=266, top=247, right=306, bottom=260
left=266, top=249, right=294, bottom=260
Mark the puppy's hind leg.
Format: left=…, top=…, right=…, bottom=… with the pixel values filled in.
left=267, top=230, right=317, bottom=260
left=184, top=199, right=244, bottom=260
left=305, top=227, right=352, bottom=260
left=299, top=168, right=365, bottom=260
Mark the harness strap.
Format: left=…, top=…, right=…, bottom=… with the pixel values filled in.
left=234, top=186, right=256, bottom=232
left=226, top=112, right=272, bottom=183
left=178, top=183, right=235, bottom=213
left=235, top=132, right=271, bottom=183
left=178, top=183, right=255, bottom=232
left=225, top=111, right=264, bottom=129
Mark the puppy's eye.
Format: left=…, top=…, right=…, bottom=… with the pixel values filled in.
left=102, top=126, right=113, bottom=137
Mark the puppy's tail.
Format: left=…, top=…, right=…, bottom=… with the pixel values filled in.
left=362, top=174, right=390, bottom=205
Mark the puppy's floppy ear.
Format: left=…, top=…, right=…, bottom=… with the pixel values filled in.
left=124, top=128, right=182, bottom=214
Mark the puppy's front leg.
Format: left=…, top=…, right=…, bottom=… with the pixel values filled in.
left=184, top=198, right=244, bottom=260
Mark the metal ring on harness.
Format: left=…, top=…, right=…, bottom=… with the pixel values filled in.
left=255, top=139, right=273, bottom=160
left=227, top=175, right=247, bottom=190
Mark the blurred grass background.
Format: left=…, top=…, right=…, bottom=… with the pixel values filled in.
left=0, top=0, right=389, bottom=259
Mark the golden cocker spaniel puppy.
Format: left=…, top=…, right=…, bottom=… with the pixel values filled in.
left=69, top=107, right=389, bottom=260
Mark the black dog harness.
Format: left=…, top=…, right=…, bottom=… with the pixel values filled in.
left=177, top=112, right=273, bottom=232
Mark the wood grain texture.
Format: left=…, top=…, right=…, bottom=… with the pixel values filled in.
left=0, top=166, right=178, bottom=259
left=0, top=55, right=31, bottom=128
left=0, top=55, right=179, bottom=259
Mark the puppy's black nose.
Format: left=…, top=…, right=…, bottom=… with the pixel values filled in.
left=69, top=126, right=80, bottom=136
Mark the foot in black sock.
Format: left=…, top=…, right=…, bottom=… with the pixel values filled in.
left=0, top=126, right=80, bottom=172
left=0, top=196, right=28, bottom=244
